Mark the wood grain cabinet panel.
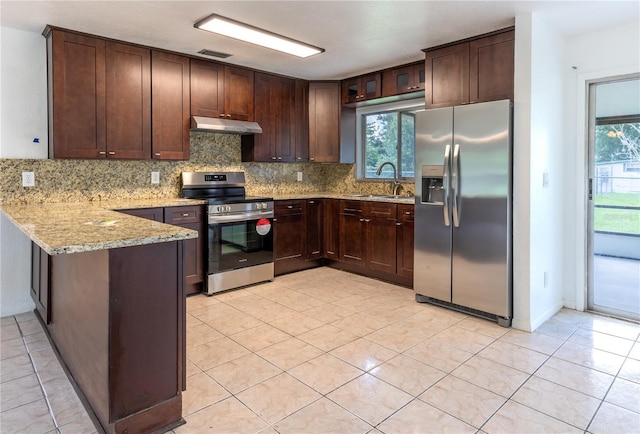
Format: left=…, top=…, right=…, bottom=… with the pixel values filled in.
left=469, top=31, right=515, bottom=104
left=47, top=29, right=106, bottom=158
left=105, top=42, right=151, bottom=159
left=323, top=198, right=340, bottom=261
left=341, top=73, right=381, bottom=104
left=242, top=73, right=295, bottom=162
left=225, top=66, right=254, bottom=121
left=382, top=62, right=425, bottom=97
left=396, top=204, right=414, bottom=279
left=274, top=200, right=307, bottom=275
left=190, top=59, right=225, bottom=119
left=306, top=199, right=324, bottom=260
left=151, top=51, right=190, bottom=160
left=425, top=28, right=514, bottom=109
left=309, top=82, right=341, bottom=163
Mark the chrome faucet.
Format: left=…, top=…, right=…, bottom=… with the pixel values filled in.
left=376, top=161, right=402, bottom=196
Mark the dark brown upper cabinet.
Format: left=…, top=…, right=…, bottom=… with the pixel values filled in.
left=242, top=72, right=295, bottom=162
left=46, top=29, right=107, bottom=159
left=190, top=59, right=254, bottom=122
left=44, top=27, right=188, bottom=160
left=309, top=81, right=341, bottom=163
left=381, top=61, right=425, bottom=97
left=151, top=51, right=190, bottom=160
left=425, top=28, right=514, bottom=109
left=341, top=73, right=381, bottom=105
left=294, top=79, right=310, bottom=162
left=106, top=42, right=151, bottom=159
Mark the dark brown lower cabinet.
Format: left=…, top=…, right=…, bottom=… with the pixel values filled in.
left=118, top=205, right=204, bottom=295
left=396, top=204, right=414, bottom=283
left=31, top=242, right=50, bottom=324
left=306, top=199, right=324, bottom=260
left=323, top=199, right=340, bottom=261
left=41, top=241, right=186, bottom=433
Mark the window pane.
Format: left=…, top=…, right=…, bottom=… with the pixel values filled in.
left=401, top=113, right=415, bottom=178
left=364, top=113, right=398, bottom=178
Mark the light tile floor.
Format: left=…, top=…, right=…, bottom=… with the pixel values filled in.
left=1, top=267, right=640, bottom=434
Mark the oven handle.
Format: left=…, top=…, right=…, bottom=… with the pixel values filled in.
left=208, top=210, right=274, bottom=224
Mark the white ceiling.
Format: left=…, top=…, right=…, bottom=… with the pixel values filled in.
left=1, top=1, right=638, bottom=80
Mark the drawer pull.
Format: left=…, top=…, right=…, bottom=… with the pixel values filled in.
left=108, top=151, right=116, bottom=155
left=365, top=219, right=370, bottom=222
left=396, top=222, right=402, bottom=226
left=182, top=213, right=189, bottom=217
left=359, top=218, right=365, bottom=222
left=287, top=205, right=293, bottom=209
left=405, top=211, right=411, bottom=215
left=98, top=151, right=106, bottom=155
left=309, top=201, right=315, bottom=204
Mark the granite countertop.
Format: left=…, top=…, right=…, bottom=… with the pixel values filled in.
left=272, top=192, right=415, bottom=204
left=0, top=199, right=204, bottom=255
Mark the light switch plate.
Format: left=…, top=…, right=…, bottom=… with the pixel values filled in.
left=151, top=171, right=160, bottom=184
left=22, top=171, right=35, bottom=187
left=297, top=172, right=303, bottom=182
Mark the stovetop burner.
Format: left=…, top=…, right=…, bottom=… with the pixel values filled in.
left=181, top=172, right=273, bottom=211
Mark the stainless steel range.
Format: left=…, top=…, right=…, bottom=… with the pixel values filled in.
left=181, top=172, right=274, bottom=295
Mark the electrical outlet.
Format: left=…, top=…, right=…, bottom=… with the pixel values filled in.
left=543, top=172, right=549, bottom=188
left=297, top=172, right=303, bottom=182
left=22, top=171, right=35, bottom=187
left=151, top=171, right=160, bottom=184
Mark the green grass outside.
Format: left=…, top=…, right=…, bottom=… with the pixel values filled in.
left=594, top=193, right=640, bottom=235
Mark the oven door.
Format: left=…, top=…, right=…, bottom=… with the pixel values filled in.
left=208, top=211, right=274, bottom=274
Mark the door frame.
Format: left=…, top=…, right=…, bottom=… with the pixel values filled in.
left=583, top=73, right=639, bottom=319
left=572, top=67, right=639, bottom=313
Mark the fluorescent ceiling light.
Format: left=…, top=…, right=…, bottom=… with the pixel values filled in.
left=195, top=14, right=324, bottom=58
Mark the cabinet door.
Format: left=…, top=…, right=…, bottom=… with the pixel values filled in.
left=362, top=73, right=381, bottom=100
left=307, top=199, right=323, bottom=260
left=366, top=202, right=397, bottom=274
left=294, top=79, right=310, bottom=162
left=252, top=73, right=295, bottom=162
left=225, top=66, right=254, bottom=121
left=339, top=201, right=366, bottom=267
left=425, top=43, right=470, bottom=109
left=118, top=207, right=164, bottom=222
left=469, top=31, right=514, bottom=103
left=382, top=63, right=425, bottom=97
left=190, top=59, right=225, bottom=118
left=164, top=206, right=204, bottom=295
left=274, top=201, right=307, bottom=275
left=49, top=30, right=106, bottom=158
left=323, top=199, right=340, bottom=261
left=396, top=205, right=414, bottom=278
left=106, top=42, right=151, bottom=159
left=309, top=82, right=340, bottom=163
left=151, top=51, right=190, bottom=160
left=341, top=77, right=360, bottom=105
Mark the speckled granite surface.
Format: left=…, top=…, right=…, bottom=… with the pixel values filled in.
left=273, top=192, right=415, bottom=204
left=0, top=200, right=200, bottom=255
left=0, top=132, right=414, bottom=205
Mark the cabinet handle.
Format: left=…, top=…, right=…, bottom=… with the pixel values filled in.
left=311, top=250, right=320, bottom=255
left=297, top=157, right=302, bottom=160
left=273, top=218, right=278, bottom=222
left=272, top=156, right=277, bottom=160
left=154, top=153, right=161, bottom=156
left=108, top=151, right=115, bottom=155
left=359, top=218, right=365, bottom=222
left=277, top=157, right=282, bottom=160
left=461, top=102, right=467, bottom=105
left=310, top=157, right=315, bottom=161
left=287, top=205, right=293, bottom=209
left=219, top=114, right=225, bottom=118
left=226, top=114, right=232, bottom=118
left=182, top=213, right=189, bottom=217
left=98, top=151, right=106, bottom=155
left=469, top=101, right=476, bottom=104
left=405, top=211, right=411, bottom=215
left=365, top=219, right=370, bottom=222
left=309, top=201, right=315, bottom=204
left=396, top=222, right=402, bottom=226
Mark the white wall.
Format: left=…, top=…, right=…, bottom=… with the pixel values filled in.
left=562, top=21, right=640, bottom=311
left=513, top=14, right=566, bottom=331
left=0, top=26, right=49, bottom=159
left=0, top=26, right=47, bottom=316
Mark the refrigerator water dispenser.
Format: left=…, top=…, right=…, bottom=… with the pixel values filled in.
left=421, top=165, right=445, bottom=204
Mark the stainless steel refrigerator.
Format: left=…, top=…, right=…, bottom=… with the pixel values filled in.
left=414, top=99, right=512, bottom=327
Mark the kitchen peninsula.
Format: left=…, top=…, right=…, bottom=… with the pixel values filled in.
left=0, top=199, right=200, bottom=434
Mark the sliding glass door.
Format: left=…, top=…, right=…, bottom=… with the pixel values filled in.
left=587, top=75, right=640, bottom=321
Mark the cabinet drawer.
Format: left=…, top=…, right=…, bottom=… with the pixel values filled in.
left=165, top=206, right=202, bottom=224
left=340, top=200, right=364, bottom=214
left=275, top=200, right=306, bottom=215
left=368, top=202, right=396, bottom=218
left=398, top=205, right=414, bottom=222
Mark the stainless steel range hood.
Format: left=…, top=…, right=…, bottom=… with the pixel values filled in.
left=190, top=116, right=262, bottom=135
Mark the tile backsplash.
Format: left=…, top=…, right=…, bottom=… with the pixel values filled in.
left=0, top=133, right=413, bottom=204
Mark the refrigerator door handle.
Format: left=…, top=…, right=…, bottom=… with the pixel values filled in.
left=443, top=144, right=451, bottom=227
left=452, top=144, right=461, bottom=227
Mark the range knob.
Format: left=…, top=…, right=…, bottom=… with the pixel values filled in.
left=226, top=205, right=232, bottom=212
